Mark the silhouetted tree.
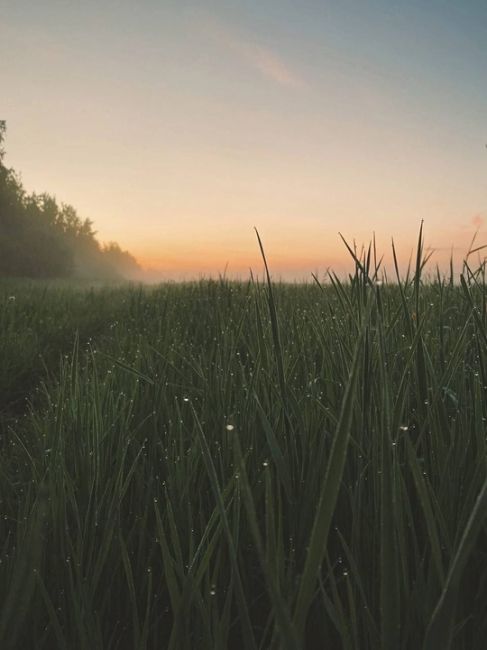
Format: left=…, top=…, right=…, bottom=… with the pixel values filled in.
left=0, top=122, right=140, bottom=279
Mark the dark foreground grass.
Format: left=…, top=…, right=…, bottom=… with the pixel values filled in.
left=2, top=244, right=487, bottom=649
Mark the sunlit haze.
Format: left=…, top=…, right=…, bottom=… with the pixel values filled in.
left=2, top=0, right=486, bottom=279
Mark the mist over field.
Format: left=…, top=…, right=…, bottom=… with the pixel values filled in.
left=2, top=230, right=487, bottom=648
left=0, top=122, right=142, bottom=282
left=2, top=1, right=487, bottom=648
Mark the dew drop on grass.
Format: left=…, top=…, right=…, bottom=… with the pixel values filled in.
left=210, top=585, right=217, bottom=596
left=262, top=460, right=269, bottom=468
left=183, top=397, right=189, bottom=402
left=225, top=424, right=234, bottom=431
left=399, top=425, right=409, bottom=431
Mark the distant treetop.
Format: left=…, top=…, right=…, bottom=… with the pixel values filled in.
left=0, top=122, right=140, bottom=280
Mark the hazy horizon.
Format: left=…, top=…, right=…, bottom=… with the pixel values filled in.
left=2, top=0, right=486, bottom=279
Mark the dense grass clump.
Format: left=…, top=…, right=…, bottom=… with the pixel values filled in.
left=2, top=240, right=487, bottom=649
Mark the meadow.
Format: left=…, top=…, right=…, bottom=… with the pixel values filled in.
left=1, top=237, right=487, bottom=649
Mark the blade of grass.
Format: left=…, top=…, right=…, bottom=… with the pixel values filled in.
left=293, top=300, right=370, bottom=638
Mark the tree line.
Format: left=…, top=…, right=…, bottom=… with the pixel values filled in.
left=0, top=121, right=140, bottom=279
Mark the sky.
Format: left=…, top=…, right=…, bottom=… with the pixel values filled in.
left=1, top=0, right=486, bottom=279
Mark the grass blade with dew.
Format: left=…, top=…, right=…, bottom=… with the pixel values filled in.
left=191, top=404, right=258, bottom=650
left=293, top=298, right=371, bottom=640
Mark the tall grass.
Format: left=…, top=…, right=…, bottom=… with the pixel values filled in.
left=1, top=238, right=487, bottom=648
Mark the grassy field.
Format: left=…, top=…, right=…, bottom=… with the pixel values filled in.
left=1, top=241, right=487, bottom=649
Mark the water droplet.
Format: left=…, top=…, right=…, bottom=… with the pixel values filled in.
left=262, top=460, right=269, bottom=467
left=226, top=424, right=235, bottom=431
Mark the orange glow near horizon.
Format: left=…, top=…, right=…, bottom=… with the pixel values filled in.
left=130, top=223, right=487, bottom=281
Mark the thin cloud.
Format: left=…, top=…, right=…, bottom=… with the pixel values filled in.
left=197, top=14, right=304, bottom=89
left=234, top=41, right=303, bottom=88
